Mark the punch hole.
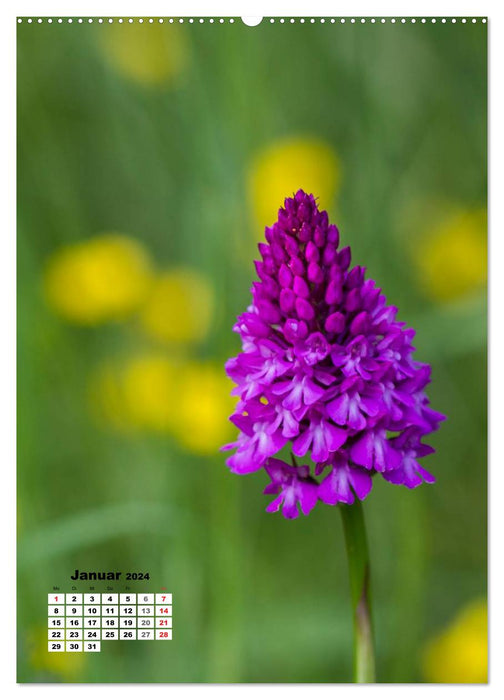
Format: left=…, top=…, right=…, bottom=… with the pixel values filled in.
left=241, top=17, right=263, bottom=26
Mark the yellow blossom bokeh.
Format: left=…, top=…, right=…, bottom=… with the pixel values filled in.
left=248, top=137, right=340, bottom=228
left=417, top=208, right=487, bottom=301
left=44, top=234, right=153, bottom=325
left=28, top=628, right=85, bottom=681
left=422, top=599, right=488, bottom=683
left=89, top=355, right=235, bottom=454
left=99, top=23, right=189, bottom=86
left=172, top=362, right=237, bottom=455
left=122, top=354, right=180, bottom=433
left=140, top=269, right=215, bottom=345
left=89, top=355, right=179, bottom=433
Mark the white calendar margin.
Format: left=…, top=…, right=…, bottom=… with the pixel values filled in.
left=2, top=0, right=502, bottom=698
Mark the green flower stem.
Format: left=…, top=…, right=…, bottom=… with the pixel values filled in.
left=339, top=500, right=376, bottom=683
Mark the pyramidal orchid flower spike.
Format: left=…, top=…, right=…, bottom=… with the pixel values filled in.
left=222, top=190, right=445, bottom=683
left=223, top=190, right=445, bottom=518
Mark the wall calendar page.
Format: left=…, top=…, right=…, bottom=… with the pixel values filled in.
left=47, top=588, right=173, bottom=653
left=16, top=13, right=488, bottom=685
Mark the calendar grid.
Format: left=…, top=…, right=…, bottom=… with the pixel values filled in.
left=48, top=593, right=173, bottom=652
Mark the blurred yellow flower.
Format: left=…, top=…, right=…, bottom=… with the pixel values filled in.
left=44, top=234, right=152, bottom=324
left=89, top=355, right=179, bottom=433
left=89, top=355, right=234, bottom=453
left=140, top=269, right=214, bottom=345
left=249, top=137, right=340, bottom=228
left=28, top=628, right=85, bottom=681
left=418, top=208, right=487, bottom=301
left=422, top=599, right=487, bottom=683
left=172, top=362, right=236, bottom=455
left=99, top=23, right=189, bottom=86
left=122, top=354, right=180, bottom=432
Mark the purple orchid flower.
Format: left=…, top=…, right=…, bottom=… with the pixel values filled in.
left=222, top=190, right=445, bottom=517
left=263, top=458, right=319, bottom=519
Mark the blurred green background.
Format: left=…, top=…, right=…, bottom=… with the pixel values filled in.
left=17, top=18, right=487, bottom=683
